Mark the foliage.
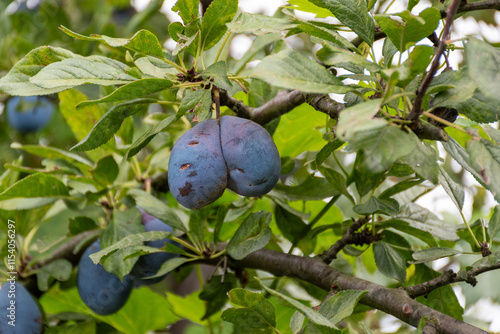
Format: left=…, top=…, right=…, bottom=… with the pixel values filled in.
left=0, top=0, right=500, bottom=333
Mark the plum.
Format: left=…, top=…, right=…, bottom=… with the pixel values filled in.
left=77, top=240, right=133, bottom=315
left=168, top=119, right=228, bottom=209
left=0, top=281, right=42, bottom=333
left=6, top=96, right=54, bottom=133
left=221, top=116, right=281, bottom=197
left=131, top=210, right=180, bottom=285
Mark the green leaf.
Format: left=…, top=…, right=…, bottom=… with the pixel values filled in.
left=438, top=167, right=465, bottom=211
left=41, top=284, right=179, bottom=333
left=382, top=220, right=437, bottom=247
left=0, top=174, right=70, bottom=210
left=337, top=99, right=385, bottom=143
left=173, top=0, right=199, bottom=25
left=150, top=257, right=195, bottom=278
left=227, top=13, right=297, bottom=35
left=442, top=138, right=485, bottom=187
left=199, top=275, right=235, bottom=319
left=321, top=0, right=375, bottom=46
left=200, top=0, right=238, bottom=50
left=91, top=155, right=119, bottom=186
left=432, top=71, right=477, bottom=108
left=273, top=175, right=340, bottom=201
left=373, top=241, right=406, bottom=282
left=316, top=289, right=368, bottom=324
left=60, top=26, right=165, bottom=58
left=287, top=0, right=335, bottom=18
left=375, top=7, right=440, bottom=51
left=58, top=89, right=111, bottom=161
left=315, top=140, right=344, bottom=167
left=252, top=49, right=351, bottom=94
left=255, top=277, right=337, bottom=329
left=214, top=204, right=229, bottom=244
left=397, top=45, right=434, bottom=86
left=76, top=78, right=172, bottom=108
left=11, top=143, right=94, bottom=173
left=226, top=211, right=272, bottom=260
left=456, top=89, right=500, bottom=124
left=467, top=138, right=500, bottom=204
left=411, top=247, right=461, bottom=264
left=353, top=197, right=399, bottom=215
left=273, top=103, right=327, bottom=158
left=68, top=217, right=99, bottom=236
left=221, top=288, right=276, bottom=329
left=30, top=56, right=136, bottom=89
left=321, top=167, right=354, bottom=202
left=124, top=115, right=176, bottom=158
left=392, top=203, right=459, bottom=241
left=100, top=207, right=144, bottom=279
left=488, top=205, right=500, bottom=240
left=128, top=189, right=187, bottom=233
left=201, top=61, right=232, bottom=90
left=35, top=259, right=72, bottom=291
left=275, top=205, right=309, bottom=245
left=177, top=89, right=211, bottom=120
left=465, top=37, right=500, bottom=101
left=71, top=99, right=153, bottom=152
left=188, top=210, right=206, bottom=246
left=0, top=46, right=77, bottom=96
left=402, top=132, right=439, bottom=183
left=297, top=21, right=356, bottom=51
left=379, top=178, right=423, bottom=199
left=317, top=43, right=380, bottom=73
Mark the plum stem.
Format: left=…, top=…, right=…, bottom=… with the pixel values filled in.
left=213, top=86, right=221, bottom=124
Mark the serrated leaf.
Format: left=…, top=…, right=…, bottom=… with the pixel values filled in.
left=321, top=0, right=375, bottom=46
left=317, top=42, right=380, bottom=73
left=199, top=275, right=235, bottom=319
left=316, top=140, right=344, bottom=167
left=30, top=56, right=136, bottom=89
left=465, top=37, right=500, bottom=101
left=0, top=46, right=77, bottom=96
left=316, top=289, right=368, bottom=324
left=221, top=288, right=276, bottom=328
left=226, top=211, right=272, bottom=260
left=379, top=178, right=423, bottom=199
left=68, top=217, right=99, bottom=236
left=442, top=138, right=485, bottom=186
left=275, top=205, right=309, bottom=245
left=411, top=247, right=461, bottom=264
left=456, top=89, right=500, bottom=124
left=467, top=139, right=500, bottom=204
left=402, top=132, right=439, bottom=183
left=252, top=49, right=351, bottom=94
left=227, top=13, right=297, bottom=35
left=77, top=78, right=172, bottom=108
left=255, top=277, right=337, bottom=329
left=375, top=7, right=440, bottom=51
left=392, top=203, right=458, bottom=241
left=151, top=257, right=195, bottom=278
left=71, top=99, right=153, bottom=152
left=125, top=115, right=176, bottom=158
left=201, top=61, right=232, bottom=90
left=297, top=21, right=356, bottom=51
left=177, top=89, right=212, bottom=120
left=60, top=26, right=165, bottom=58
left=353, top=197, right=399, bottom=215
left=173, top=0, right=199, bottom=25
left=337, top=99, right=386, bottom=142
left=129, top=189, right=187, bottom=233
left=321, top=167, right=353, bottom=202
left=373, top=241, right=406, bottom=282
left=273, top=175, right=341, bottom=201
left=91, top=155, right=119, bottom=186
left=0, top=174, right=70, bottom=210
left=35, top=259, right=72, bottom=291
left=382, top=220, right=437, bottom=247
left=287, top=0, right=334, bottom=18
left=488, top=205, right=500, bottom=240
left=200, top=0, right=238, bottom=50
left=438, top=167, right=465, bottom=211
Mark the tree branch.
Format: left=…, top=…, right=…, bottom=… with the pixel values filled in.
left=407, top=261, right=500, bottom=298
left=318, top=217, right=377, bottom=263
left=227, top=248, right=488, bottom=334
left=408, top=0, right=462, bottom=122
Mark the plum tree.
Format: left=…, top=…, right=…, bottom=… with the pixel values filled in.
left=168, top=116, right=280, bottom=209
left=5, top=96, right=53, bottom=133
left=131, top=210, right=180, bottom=285
left=0, top=282, right=42, bottom=334
left=77, top=240, right=133, bottom=315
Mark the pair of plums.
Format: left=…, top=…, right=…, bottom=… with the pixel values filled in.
left=0, top=282, right=42, bottom=333
left=168, top=116, right=281, bottom=209
left=77, top=211, right=178, bottom=315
